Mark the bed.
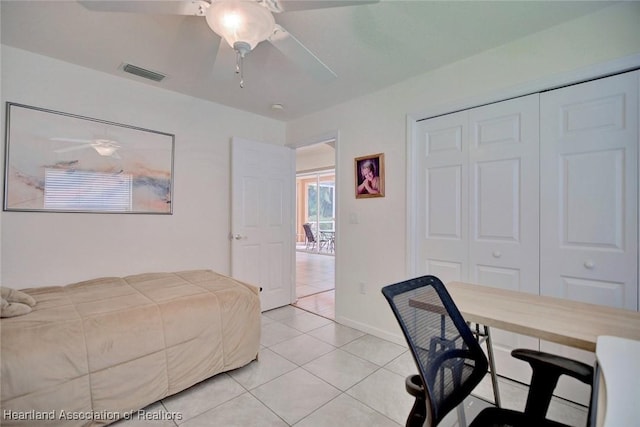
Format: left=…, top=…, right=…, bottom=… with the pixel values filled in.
left=0, top=270, right=261, bottom=426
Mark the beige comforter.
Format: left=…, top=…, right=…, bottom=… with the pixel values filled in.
left=1, top=270, right=261, bottom=426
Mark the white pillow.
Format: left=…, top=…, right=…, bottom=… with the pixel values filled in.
left=0, top=287, right=36, bottom=318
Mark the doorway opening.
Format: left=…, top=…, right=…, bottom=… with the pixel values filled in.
left=292, top=141, right=336, bottom=319
left=296, top=171, right=335, bottom=255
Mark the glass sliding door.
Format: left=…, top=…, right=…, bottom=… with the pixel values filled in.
left=296, top=170, right=335, bottom=253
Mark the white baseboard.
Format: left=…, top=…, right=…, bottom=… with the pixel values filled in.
left=334, top=314, right=407, bottom=347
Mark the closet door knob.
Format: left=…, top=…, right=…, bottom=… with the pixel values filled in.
left=492, top=251, right=502, bottom=258
left=584, top=260, right=595, bottom=269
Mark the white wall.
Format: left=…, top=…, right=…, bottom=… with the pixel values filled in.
left=1, top=46, right=286, bottom=287
left=296, top=144, right=335, bottom=172
left=286, top=2, right=640, bottom=342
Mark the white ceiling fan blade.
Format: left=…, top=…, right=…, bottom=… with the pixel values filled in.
left=54, top=144, right=93, bottom=154
left=172, top=17, right=221, bottom=86
left=275, top=0, right=378, bottom=13
left=269, top=25, right=336, bottom=82
left=51, top=137, right=93, bottom=143
left=78, top=1, right=206, bottom=16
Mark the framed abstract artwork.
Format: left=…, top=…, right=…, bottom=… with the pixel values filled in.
left=355, top=153, right=384, bottom=199
left=3, top=103, right=174, bottom=214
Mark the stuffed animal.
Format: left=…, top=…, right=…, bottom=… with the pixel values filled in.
left=1, top=287, right=36, bottom=318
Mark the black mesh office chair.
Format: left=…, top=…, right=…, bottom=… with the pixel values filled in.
left=381, top=275, right=594, bottom=427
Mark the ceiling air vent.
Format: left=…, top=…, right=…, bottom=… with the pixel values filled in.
left=122, top=63, right=166, bottom=82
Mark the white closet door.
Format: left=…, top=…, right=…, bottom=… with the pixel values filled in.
left=541, top=71, right=638, bottom=308
left=468, top=94, right=541, bottom=382
left=415, top=111, right=469, bottom=284
left=415, top=95, right=541, bottom=383
left=540, top=70, right=639, bottom=404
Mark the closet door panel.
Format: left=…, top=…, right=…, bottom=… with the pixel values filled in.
left=468, top=94, right=541, bottom=382
left=468, top=94, right=540, bottom=293
left=540, top=70, right=639, bottom=405
left=415, top=112, right=468, bottom=284
left=540, top=71, right=638, bottom=309
left=427, top=165, right=462, bottom=239
left=475, top=158, right=520, bottom=241
left=563, top=149, right=623, bottom=247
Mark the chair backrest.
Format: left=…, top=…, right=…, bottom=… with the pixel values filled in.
left=381, top=276, right=488, bottom=426
left=302, top=223, right=316, bottom=242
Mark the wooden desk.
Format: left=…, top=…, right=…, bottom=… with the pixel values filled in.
left=409, top=281, right=640, bottom=419
left=441, top=281, right=640, bottom=352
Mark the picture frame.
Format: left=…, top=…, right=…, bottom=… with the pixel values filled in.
left=3, top=102, right=175, bottom=214
left=355, top=153, right=384, bottom=199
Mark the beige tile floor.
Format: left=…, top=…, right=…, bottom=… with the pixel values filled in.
left=113, top=305, right=588, bottom=427
left=294, top=290, right=335, bottom=320
left=294, top=251, right=335, bottom=320
left=294, top=251, right=335, bottom=298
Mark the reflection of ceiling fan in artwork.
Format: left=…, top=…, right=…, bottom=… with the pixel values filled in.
left=52, top=137, right=122, bottom=159
left=79, top=0, right=378, bottom=87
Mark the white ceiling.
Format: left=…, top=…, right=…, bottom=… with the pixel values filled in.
left=1, top=0, right=616, bottom=121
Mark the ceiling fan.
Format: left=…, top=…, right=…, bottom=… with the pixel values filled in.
left=79, top=0, right=378, bottom=87
left=52, top=137, right=122, bottom=159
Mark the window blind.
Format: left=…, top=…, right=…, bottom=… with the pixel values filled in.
left=44, top=168, right=132, bottom=211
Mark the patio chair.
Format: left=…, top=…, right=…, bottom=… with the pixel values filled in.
left=302, top=223, right=330, bottom=251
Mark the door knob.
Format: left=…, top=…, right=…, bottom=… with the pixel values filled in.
left=230, top=233, right=245, bottom=240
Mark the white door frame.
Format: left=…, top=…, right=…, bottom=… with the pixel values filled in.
left=406, top=54, right=640, bottom=278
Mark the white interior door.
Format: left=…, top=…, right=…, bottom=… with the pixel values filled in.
left=231, top=137, right=295, bottom=311
left=539, top=70, right=639, bottom=403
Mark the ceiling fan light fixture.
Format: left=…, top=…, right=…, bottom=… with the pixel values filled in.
left=92, top=139, right=120, bottom=157
left=206, top=0, right=275, bottom=52
left=93, top=146, right=118, bottom=157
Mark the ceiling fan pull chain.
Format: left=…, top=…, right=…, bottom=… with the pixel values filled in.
left=235, top=50, right=245, bottom=88
left=240, top=54, right=245, bottom=88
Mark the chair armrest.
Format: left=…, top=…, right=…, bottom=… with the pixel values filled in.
left=512, top=348, right=593, bottom=385
left=405, top=375, right=428, bottom=427
left=511, top=348, right=594, bottom=419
